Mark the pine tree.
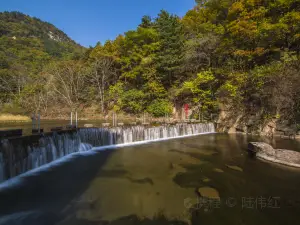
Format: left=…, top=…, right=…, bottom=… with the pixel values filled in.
left=154, top=10, right=185, bottom=88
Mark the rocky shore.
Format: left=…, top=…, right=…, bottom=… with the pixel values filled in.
left=248, top=142, right=300, bottom=168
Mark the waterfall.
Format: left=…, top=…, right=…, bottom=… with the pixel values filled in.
left=79, top=123, right=215, bottom=146
left=0, top=131, right=90, bottom=183
left=0, top=123, right=215, bottom=182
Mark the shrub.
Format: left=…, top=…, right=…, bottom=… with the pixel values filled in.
left=147, top=99, right=172, bottom=117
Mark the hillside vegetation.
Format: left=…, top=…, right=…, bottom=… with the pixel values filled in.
left=0, top=11, right=84, bottom=114
left=0, top=1, right=300, bottom=130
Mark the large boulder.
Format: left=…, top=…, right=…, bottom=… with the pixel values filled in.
left=248, top=142, right=300, bottom=168
left=248, top=142, right=276, bottom=155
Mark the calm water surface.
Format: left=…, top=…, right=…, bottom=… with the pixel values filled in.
left=0, top=133, right=300, bottom=225
left=0, top=120, right=126, bottom=135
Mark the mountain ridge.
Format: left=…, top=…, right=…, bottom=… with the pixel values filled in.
left=0, top=11, right=80, bottom=46
left=0, top=11, right=84, bottom=61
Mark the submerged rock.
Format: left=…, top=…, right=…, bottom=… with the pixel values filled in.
left=248, top=142, right=300, bottom=168
left=202, top=177, right=211, bottom=183
left=226, top=165, right=243, bottom=172
left=213, top=168, right=224, bottom=173
left=198, top=187, right=220, bottom=199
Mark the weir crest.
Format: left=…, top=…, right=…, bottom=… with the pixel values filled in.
left=0, top=123, right=215, bottom=182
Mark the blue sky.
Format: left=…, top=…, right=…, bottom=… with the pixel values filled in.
left=0, top=0, right=196, bottom=47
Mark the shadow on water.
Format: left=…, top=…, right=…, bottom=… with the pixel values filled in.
left=0, top=150, right=114, bottom=219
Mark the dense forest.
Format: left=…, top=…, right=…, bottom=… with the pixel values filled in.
left=0, top=1, right=300, bottom=131
left=0, top=11, right=84, bottom=115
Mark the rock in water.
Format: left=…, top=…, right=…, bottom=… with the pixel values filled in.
left=248, top=142, right=300, bottom=168
left=214, top=168, right=224, bottom=173
left=198, top=187, right=220, bottom=199
left=248, top=142, right=275, bottom=155
left=202, top=177, right=211, bottom=183
left=226, top=165, right=243, bottom=172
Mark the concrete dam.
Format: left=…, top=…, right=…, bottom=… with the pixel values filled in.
left=0, top=123, right=215, bottom=183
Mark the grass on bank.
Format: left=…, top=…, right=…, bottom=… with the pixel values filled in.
left=0, top=114, right=31, bottom=122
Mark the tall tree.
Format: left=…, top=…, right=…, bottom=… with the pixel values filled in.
left=154, top=10, right=185, bottom=87
left=88, top=56, right=117, bottom=113
left=88, top=41, right=120, bottom=113
left=139, top=15, right=153, bottom=28
left=46, top=61, right=86, bottom=111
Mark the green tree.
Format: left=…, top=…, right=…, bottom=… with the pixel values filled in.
left=147, top=99, right=172, bottom=117
left=155, top=10, right=185, bottom=87
left=178, top=70, right=217, bottom=111
left=139, top=15, right=153, bottom=28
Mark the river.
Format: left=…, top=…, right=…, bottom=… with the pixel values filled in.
left=0, top=133, right=300, bottom=225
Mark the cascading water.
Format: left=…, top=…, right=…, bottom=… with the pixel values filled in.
left=79, top=123, right=215, bottom=145
left=0, top=131, right=90, bottom=182
left=0, top=123, right=215, bottom=182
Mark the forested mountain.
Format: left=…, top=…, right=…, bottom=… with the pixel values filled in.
left=1, top=11, right=75, bottom=42
left=1, top=1, right=300, bottom=133
left=0, top=11, right=84, bottom=113
left=0, top=11, right=83, bottom=57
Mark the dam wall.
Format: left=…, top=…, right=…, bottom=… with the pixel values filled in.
left=0, top=123, right=215, bottom=182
